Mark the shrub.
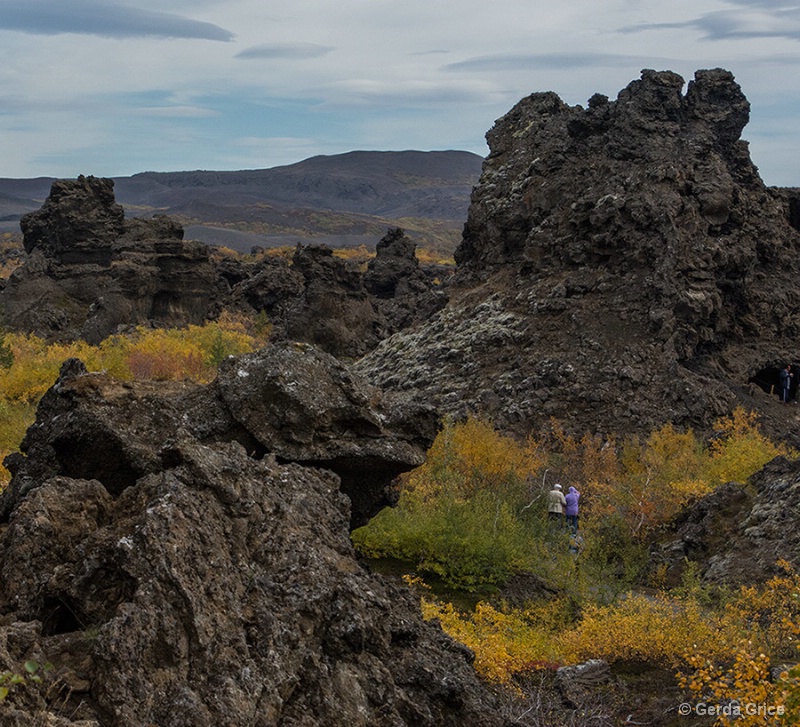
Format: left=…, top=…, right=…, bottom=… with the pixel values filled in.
left=675, top=563, right=800, bottom=726
left=558, top=592, right=720, bottom=668
left=352, top=417, right=558, bottom=590
left=703, top=407, right=789, bottom=488
left=421, top=597, right=564, bottom=683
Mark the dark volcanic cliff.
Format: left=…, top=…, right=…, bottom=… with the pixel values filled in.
left=357, top=69, right=800, bottom=443
left=0, top=348, right=504, bottom=726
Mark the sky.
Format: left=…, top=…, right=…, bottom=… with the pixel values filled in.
left=2, top=0, right=800, bottom=185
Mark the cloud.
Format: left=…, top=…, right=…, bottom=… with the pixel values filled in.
left=724, top=0, right=800, bottom=7
left=131, top=105, right=220, bottom=118
left=236, top=43, right=335, bottom=60
left=321, top=79, right=499, bottom=107
left=0, top=0, right=234, bottom=41
left=443, top=52, right=666, bottom=73
left=620, top=6, right=800, bottom=43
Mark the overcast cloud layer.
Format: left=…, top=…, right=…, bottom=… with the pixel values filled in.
left=1, top=0, right=800, bottom=184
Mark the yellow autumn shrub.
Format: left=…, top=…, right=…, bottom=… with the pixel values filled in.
left=678, top=563, right=800, bottom=725
left=421, top=596, right=564, bottom=683
left=681, top=644, right=781, bottom=727
left=403, top=416, right=544, bottom=500
left=0, top=314, right=269, bottom=486
left=703, top=407, right=790, bottom=488
left=558, top=592, right=722, bottom=668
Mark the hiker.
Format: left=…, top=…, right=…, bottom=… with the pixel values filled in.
left=565, top=486, right=580, bottom=532
left=547, top=483, right=566, bottom=526
left=780, top=364, right=793, bottom=403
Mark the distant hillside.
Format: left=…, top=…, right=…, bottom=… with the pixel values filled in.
left=0, top=150, right=484, bottom=255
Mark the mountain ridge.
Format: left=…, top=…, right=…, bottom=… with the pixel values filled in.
left=0, top=150, right=483, bottom=254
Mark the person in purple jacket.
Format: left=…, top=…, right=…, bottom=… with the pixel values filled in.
left=565, top=486, right=580, bottom=533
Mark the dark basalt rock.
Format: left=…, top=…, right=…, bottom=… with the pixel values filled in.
left=0, top=342, right=438, bottom=529
left=356, top=69, right=800, bottom=444
left=366, top=227, right=448, bottom=331
left=188, top=342, right=439, bottom=527
left=4, top=175, right=447, bottom=357
left=649, top=455, right=800, bottom=587
left=285, top=244, right=385, bottom=357
left=366, top=227, right=426, bottom=299
left=0, top=348, right=504, bottom=726
left=222, top=229, right=448, bottom=358
left=2, top=175, right=216, bottom=344
left=20, top=176, right=124, bottom=263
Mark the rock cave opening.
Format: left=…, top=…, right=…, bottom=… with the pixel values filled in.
left=787, top=195, right=800, bottom=232
left=40, top=595, right=84, bottom=636
left=749, top=363, right=800, bottom=401
left=52, top=432, right=140, bottom=497
left=292, top=454, right=409, bottom=531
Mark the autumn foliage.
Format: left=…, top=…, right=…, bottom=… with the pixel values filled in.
left=352, top=417, right=560, bottom=590
left=549, top=409, right=788, bottom=542
left=354, top=412, right=800, bottom=724
left=0, top=313, right=269, bottom=486
left=354, top=411, right=789, bottom=591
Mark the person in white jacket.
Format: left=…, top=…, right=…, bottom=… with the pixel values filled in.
left=547, top=483, right=566, bottom=526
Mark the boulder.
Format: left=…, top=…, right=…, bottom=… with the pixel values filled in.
left=0, top=351, right=504, bottom=726
left=187, top=342, right=439, bottom=527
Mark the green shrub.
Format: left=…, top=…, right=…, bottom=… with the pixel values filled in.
left=352, top=417, right=572, bottom=590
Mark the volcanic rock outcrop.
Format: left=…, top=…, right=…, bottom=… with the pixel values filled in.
left=2, top=173, right=447, bottom=357
left=0, top=347, right=505, bottom=726
left=1, top=175, right=216, bottom=343
left=356, top=69, right=800, bottom=443
left=221, top=228, right=447, bottom=358
left=649, top=454, right=800, bottom=587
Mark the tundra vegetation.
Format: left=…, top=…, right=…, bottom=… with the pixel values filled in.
left=353, top=414, right=800, bottom=725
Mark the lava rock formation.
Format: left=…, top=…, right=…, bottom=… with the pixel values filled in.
left=0, top=350, right=503, bottom=726
left=1, top=175, right=216, bottom=344
left=220, top=228, right=447, bottom=358
left=357, top=69, right=800, bottom=443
